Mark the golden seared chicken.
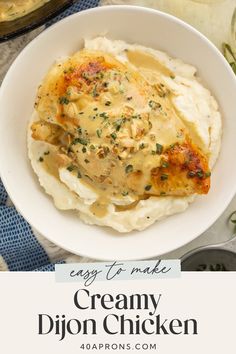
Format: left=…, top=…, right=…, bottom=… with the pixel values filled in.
left=31, top=49, right=211, bottom=204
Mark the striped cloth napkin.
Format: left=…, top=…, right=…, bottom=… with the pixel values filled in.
left=0, top=0, right=100, bottom=272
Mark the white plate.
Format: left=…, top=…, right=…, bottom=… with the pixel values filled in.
left=0, top=6, right=236, bottom=260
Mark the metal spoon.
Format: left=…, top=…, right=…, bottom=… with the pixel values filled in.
left=181, top=212, right=236, bottom=271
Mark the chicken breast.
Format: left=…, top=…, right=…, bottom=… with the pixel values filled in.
left=32, top=49, right=210, bottom=204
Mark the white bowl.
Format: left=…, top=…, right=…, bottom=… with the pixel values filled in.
left=0, top=5, right=236, bottom=260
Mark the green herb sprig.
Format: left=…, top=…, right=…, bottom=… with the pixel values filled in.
left=223, top=43, right=236, bottom=74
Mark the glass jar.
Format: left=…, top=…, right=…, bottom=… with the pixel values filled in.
left=155, top=0, right=236, bottom=51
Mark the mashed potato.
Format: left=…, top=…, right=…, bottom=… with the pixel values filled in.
left=28, top=37, right=222, bottom=233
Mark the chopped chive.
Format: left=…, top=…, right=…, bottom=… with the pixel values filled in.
left=111, top=132, right=117, bottom=140
left=160, top=174, right=168, bottom=181
left=156, top=143, right=163, bottom=155
left=59, top=96, right=69, bottom=105
left=162, top=161, right=169, bottom=168
left=100, top=112, right=108, bottom=119
left=72, top=137, right=88, bottom=145
left=139, top=143, right=145, bottom=149
left=96, top=129, right=102, bottom=138
left=149, top=100, right=162, bottom=110
left=145, top=185, right=152, bottom=191
left=67, top=165, right=75, bottom=172
left=113, top=119, right=123, bottom=131
left=92, top=86, right=99, bottom=97
left=125, top=164, right=133, bottom=174
left=196, top=171, right=204, bottom=178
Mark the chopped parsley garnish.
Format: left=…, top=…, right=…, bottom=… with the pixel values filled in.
left=122, top=191, right=129, bottom=196
left=99, top=112, right=109, bottom=119
left=72, top=137, right=88, bottom=145
left=161, top=161, right=169, bottom=168
left=44, top=151, right=50, bottom=155
left=84, top=159, right=90, bottom=164
left=90, top=144, right=96, bottom=150
left=77, top=127, right=82, bottom=134
left=156, top=143, right=163, bottom=155
left=160, top=174, right=168, bottom=181
left=77, top=171, right=82, bottom=178
left=139, top=143, right=145, bottom=149
left=105, top=101, right=111, bottom=106
left=59, top=96, right=69, bottom=105
left=205, top=171, right=211, bottom=178
left=38, top=157, right=44, bottom=162
left=113, top=119, right=123, bottom=131
left=92, top=86, right=99, bottom=97
left=96, top=129, right=102, bottom=138
left=170, top=75, right=175, bottom=80
left=145, top=185, right=152, bottom=191
left=160, top=191, right=166, bottom=195
left=93, top=107, right=98, bottom=111
left=67, top=165, right=75, bottom=172
left=169, top=143, right=176, bottom=149
left=127, top=96, right=133, bottom=101
left=149, top=100, right=162, bottom=110
left=110, top=132, right=117, bottom=140
left=82, top=147, right=87, bottom=153
left=196, top=171, right=204, bottom=178
left=79, top=112, right=84, bottom=115
left=125, top=165, right=133, bottom=174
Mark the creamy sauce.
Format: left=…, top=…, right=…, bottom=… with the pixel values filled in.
left=28, top=37, right=222, bottom=232
left=34, top=49, right=198, bottom=209
left=127, top=50, right=174, bottom=77
left=0, top=0, right=50, bottom=22
left=33, top=48, right=211, bottom=216
left=90, top=199, right=109, bottom=218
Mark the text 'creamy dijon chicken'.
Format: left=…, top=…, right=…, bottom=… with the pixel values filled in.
left=28, top=37, right=222, bottom=232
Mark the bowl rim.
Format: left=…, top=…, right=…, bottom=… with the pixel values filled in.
left=1, top=5, right=236, bottom=260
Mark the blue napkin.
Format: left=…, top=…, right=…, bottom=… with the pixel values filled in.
left=0, top=0, right=100, bottom=272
